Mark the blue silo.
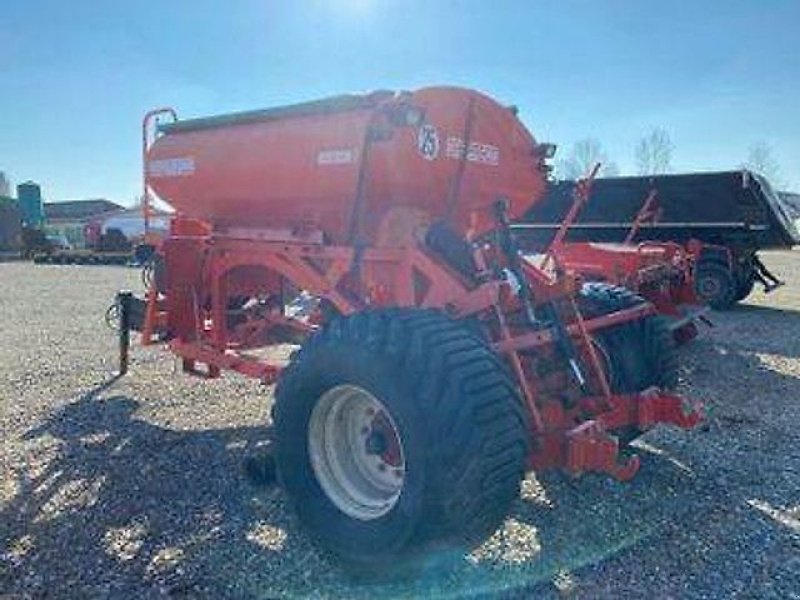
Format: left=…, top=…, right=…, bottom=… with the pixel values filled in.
left=17, top=181, right=44, bottom=227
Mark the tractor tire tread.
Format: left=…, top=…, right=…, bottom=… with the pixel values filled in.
left=274, top=308, right=528, bottom=566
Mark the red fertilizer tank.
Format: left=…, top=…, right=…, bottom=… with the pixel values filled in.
left=145, top=86, right=551, bottom=244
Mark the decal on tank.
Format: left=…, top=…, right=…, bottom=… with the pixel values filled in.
left=148, top=157, right=196, bottom=177
left=316, top=149, right=356, bottom=165
left=445, top=137, right=500, bottom=166
left=416, top=124, right=440, bottom=161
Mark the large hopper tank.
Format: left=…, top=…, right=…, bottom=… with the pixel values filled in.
left=145, top=86, right=551, bottom=244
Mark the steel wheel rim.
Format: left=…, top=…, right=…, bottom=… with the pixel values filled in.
left=308, top=384, right=406, bottom=521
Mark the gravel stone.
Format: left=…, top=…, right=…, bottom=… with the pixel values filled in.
left=2, top=252, right=799, bottom=598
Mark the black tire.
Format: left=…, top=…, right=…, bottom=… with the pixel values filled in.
left=733, top=262, right=756, bottom=302
left=695, top=260, right=737, bottom=309
left=578, top=283, right=679, bottom=445
left=734, top=275, right=756, bottom=303
left=273, top=309, right=528, bottom=570
left=579, top=282, right=678, bottom=392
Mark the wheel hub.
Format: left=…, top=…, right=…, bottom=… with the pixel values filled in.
left=308, top=385, right=406, bottom=521
left=698, top=275, right=721, bottom=299
left=364, top=430, right=388, bottom=456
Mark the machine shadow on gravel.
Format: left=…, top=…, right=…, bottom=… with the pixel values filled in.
left=3, top=337, right=799, bottom=599
left=0, top=387, right=695, bottom=597
left=520, top=325, right=800, bottom=596
left=0, top=383, right=295, bottom=598
left=481, top=316, right=800, bottom=596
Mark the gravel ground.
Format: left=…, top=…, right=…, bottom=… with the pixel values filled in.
left=1, top=253, right=799, bottom=599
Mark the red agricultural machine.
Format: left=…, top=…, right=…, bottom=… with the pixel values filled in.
left=515, top=171, right=796, bottom=309
left=537, top=180, right=710, bottom=345
left=118, top=87, right=702, bottom=569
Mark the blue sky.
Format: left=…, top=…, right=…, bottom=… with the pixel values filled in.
left=1, top=0, right=798, bottom=204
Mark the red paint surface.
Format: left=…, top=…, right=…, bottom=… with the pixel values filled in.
left=146, top=86, right=549, bottom=243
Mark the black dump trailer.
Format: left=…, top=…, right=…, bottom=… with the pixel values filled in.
left=514, top=170, right=800, bottom=309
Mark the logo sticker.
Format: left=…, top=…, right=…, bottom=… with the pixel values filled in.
left=416, top=124, right=440, bottom=161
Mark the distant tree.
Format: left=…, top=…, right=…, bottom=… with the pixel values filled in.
left=555, top=138, right=619, bottom=180
left=743, top=142, right=783, bottom=188
left=0, top=171, right=10, bottom=197
left=635, top=128, right=673, bottom=175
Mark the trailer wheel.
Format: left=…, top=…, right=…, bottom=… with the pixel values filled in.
left=695, top=260, right=737, bottom=309
left=733, top=261, right=757, bottom=302
left=734, top=273, right=756, bottom=302
left=578, top=283, right=678, bottom=445
left=273, top=309, right=528, bottom=569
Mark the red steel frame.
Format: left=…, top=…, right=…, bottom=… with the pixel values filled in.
left=137, top=221, right=701, bottom=481
left=135, top=112, right=702, bottom=484
left=624, top=189, right=660, bottom=244
left=541, top=170, right=708, bottom=343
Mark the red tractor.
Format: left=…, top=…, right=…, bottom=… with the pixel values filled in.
left=119, top=87, right=702, bottom=570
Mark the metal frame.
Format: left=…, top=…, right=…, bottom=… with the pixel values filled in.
left=123, top=109, right=702, bottom=484
left=128, top=220, right=701, bottom=481
left=542, top=172, right=708, bottom=342
left=141, top=108, right=177, bottom=242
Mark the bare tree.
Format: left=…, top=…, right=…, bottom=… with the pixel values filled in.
left=555, top=138, right=619, bottom=180
left=743, top=142, right=783, bottom=187
left=635, top=128, right=673, bottom=175
left=0, top=171, right=10, bottom=197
